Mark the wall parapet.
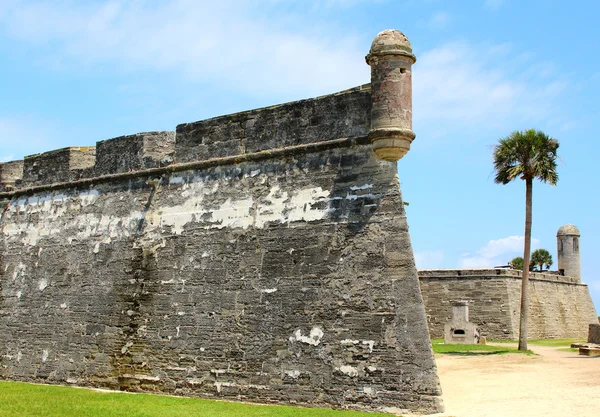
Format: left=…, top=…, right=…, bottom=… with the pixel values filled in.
left=418, top=268, right=582, bottom=285
left=0, top=135, right=370, bottom=200
left=0, top=86, right=371, bottom=194
left=174, top=85, right=370, bottom=163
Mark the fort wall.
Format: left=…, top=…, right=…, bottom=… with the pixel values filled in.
left=419, top=269, right=598, bottom=340
left=0, top=81, right=443, bottom=413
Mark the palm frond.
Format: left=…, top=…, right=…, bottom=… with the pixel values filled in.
left=492, top=129, right=559, bottom=185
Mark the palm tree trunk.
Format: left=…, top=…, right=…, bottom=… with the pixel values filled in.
left=519, top=177, right=533, bottom=351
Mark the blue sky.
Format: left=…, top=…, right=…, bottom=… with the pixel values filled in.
left=1, top=0, right=599, bottom=310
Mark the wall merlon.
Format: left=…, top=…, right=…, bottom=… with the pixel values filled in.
left=22, top=146, right=97, bottom=187
left=0, top=160, right=24, bottom=191
left=95, top=131, right=175, bottom=176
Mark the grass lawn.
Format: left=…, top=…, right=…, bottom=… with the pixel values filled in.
left=527, top=338, right=585, bottom=347
left=0, top=381, right=392, bottom=417
left=430, top=339, right=533, bottom=355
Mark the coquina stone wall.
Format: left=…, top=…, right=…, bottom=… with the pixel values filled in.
left=419, top=269, right=598, bottom=340
left=589, top=324, right=600, bottom=343
left=0, top=85, right=443, bottom=413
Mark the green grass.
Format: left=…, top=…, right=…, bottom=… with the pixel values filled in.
left=430, top=339, right=533, bottom=355
left=470, top=338, right=585, bottom=348
left=527, top=338, right=585, bottom=347
left=0, top=381, right=392, bottom=417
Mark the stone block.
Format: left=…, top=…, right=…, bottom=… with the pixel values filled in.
left=0, top=160, right=23, bottom=191
left=443, top=302, right=480, bottom=344
left=589, top=323, right=600, bottom=344
left=95, top=131, right=175, bottom=175
left=22, top=146, right=96, bottom=186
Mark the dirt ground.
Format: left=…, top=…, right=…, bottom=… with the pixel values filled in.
left=426, top=344, right=600, bottom=417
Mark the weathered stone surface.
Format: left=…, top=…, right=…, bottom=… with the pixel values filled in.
left=419, top=269, right=598, bottom=340
left=22, top=147, right=96, bottom=186
left=578, top=346, right=600, bottom=356
left=0, top=124, right=442, bottom=414
left=443, top=302, right=480, bottom=344
left=174, top=86, right=371, bottom=163
left=0, top=29, right=444, bottom=414
left=0, top=160, right=23, bottom=191
left=366, top=30, right=416, bottom=162
left=95, top=131, right=175, bottom=175
left=589, top=324, right=600, bottom=344
left=557, top=224, right=581, bottom=280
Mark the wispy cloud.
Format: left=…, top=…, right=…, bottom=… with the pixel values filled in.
left=0, top=0, right=368, bottom=98
left=459, top=235, right=541, bottom=268
left=415, top=250, right=445, bottom=269
left=418, top=11, right=452, bottom=30
left=484, top=0, right=505, bottom=10
left=413, top=41, right=569, bottom=135
left=0, top=0, right=574, bottom=144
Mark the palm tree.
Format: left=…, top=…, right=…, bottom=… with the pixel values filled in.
left=493, top=129, right=559, bottom=351
left=510, top=256, right=524, bottom=270
left=531, top=248, right=553, bottom=271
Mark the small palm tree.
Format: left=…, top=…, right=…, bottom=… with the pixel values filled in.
left=493, top=129, right=559, bottom=351
left=531, top=248, right=553, bottom=271
left=510, top=256, right=524, bottom=270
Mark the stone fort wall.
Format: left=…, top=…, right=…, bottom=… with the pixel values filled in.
left=419, top=269, right=598, bottom=340
left=0, top=84, right=443, bottom=413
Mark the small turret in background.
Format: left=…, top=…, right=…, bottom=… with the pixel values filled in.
left=557, top=224, right=581, bottom=280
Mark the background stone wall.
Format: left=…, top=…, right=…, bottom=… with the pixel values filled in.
left=589, top=324, right=600, bottom=343
left=419, top=269, right=598, bottom=340
left=0, top=88, right=443, bottom=414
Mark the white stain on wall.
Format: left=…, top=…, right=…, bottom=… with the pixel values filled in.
left=290, top=327, right=324, bottom=346
left=2, top=171, right=378, bottom=246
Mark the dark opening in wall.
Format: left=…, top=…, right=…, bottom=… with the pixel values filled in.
left=573, top=237, right=579, bottom=252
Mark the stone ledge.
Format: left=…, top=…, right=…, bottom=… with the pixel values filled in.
left=0, top=135, right=370, bottom=199
left=418, top=268, right=582, bottom=285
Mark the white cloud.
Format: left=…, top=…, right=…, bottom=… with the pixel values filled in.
left=418, top=11, right=452, bottom=30
left=0, top=154, right=15, bottom=163
left=0, top=0, right=572, bottom=139
left=413, top=41, right=568, bottom=134
left=484, top=0, right=505, bottom=10
left=415, top=250, right=445, bottom=269
left=0, top=0, right=368, bottom=98
left=459, top=236, right=541, bottom=268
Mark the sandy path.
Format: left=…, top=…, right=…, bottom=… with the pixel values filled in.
left=426, top=344, right=600, bottom=417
